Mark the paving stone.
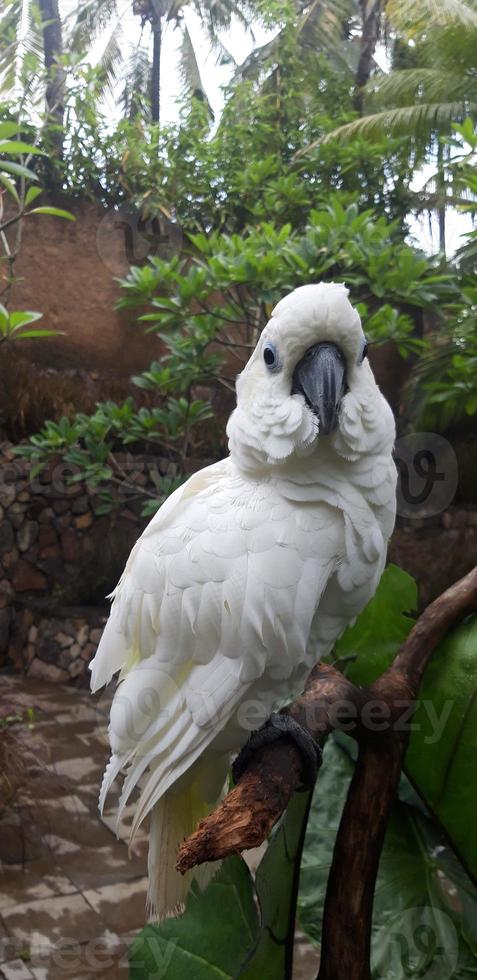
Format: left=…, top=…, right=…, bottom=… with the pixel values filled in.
left=59, top=845, right=146, bottom=892
left=83, top=878, right=148, bottom=934
left=0, top=959, right=35, bottom=979
left=2, top=893, right=100, bottom=951
left=0, top=861, right=77, bottom=913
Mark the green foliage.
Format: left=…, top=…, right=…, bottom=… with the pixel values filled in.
left=128, top=567, right=477, bottom=979
left=340, top=564, right=477, bottom=884
left=129, top=857, right=259, bottom=979
left=404, top=122, right=477, bottom=431
left=0, top=306, right=61, bottom=344
left=334, top=564, right=418, bottom=683
left=298, top=737, right=477, bottom=979
left=120, top=198, right=455, bottom=364
left=130, top=788, right=313, bottom=980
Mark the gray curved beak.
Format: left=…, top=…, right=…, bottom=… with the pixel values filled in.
left=292, top=342, right=347, bottom=435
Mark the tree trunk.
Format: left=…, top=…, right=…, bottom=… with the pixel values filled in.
left=151, top=16, right=162, bottom=124
left=437, top=139, right=446, bottom=258
left=353, top=0, right=383, bottom=114
left=38, top=0, right=65, bottom=165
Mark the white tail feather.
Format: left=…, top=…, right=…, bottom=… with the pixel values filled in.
left=146, top=763, right=227, bottom=921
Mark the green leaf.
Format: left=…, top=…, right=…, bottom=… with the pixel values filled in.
left=0, top=123, right=21, bottom=140
left=9, top=311, right=43, bottom=331
left=0, top=173, right=19, bottom=204
left=405, top=615, right=477, bottom=885
left=129, top=857, right=259, bottom=980
left=28, top=206, right=75, bottom=221
left=10, top=328, right=61, bottom=339
left=239, top=789, right=313, bottom=979
left=297, top=737, right=351, bottom=945
left=0, top=140, right=44, bottom=155
left=337, top=567, right=477, bottom=886
left=335, top=564, right=417, bottom=684
left=298, top=738, right=477, bottom=978
left=0, top=160, right=39, bottom=181
left=24, top=186, right=42, bottom=206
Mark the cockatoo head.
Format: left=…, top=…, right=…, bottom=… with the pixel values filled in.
left=227, top=282, right=395, bottom=472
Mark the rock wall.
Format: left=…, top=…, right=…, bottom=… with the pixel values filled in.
left=8, top=606, right=108, bottom=687
left=0, top=441, right=180, bottom=685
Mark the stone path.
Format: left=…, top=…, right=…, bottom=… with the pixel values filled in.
left=0, top=676, right=148, bottom=979
left=0, top=676, right=320, bottom=979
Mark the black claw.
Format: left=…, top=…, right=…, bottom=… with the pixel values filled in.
left=232, top=713, right=322, bottom=789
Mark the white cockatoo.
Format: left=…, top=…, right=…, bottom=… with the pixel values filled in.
left=90, top=282, right=397, bottom=920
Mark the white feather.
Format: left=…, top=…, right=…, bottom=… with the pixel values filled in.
left=90, top=282, right=397, bottom=919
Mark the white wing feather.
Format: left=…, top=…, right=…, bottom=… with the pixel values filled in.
left=90, top=456, right=344, bottom=831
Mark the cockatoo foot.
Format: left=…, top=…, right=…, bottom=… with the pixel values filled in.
left=232, top=712, right=322, bottom=789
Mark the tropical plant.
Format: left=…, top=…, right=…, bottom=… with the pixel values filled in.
left=0, top=119, right=73, bottom=350
left=404, top=122, right=477, bottom=430
left=16, top=197, right=456, bottom=511
left=294, top=0, right=477, bottom=255
left=70, top=0, right=256, bottom=124
left=129, top=565, right=477, bottom=979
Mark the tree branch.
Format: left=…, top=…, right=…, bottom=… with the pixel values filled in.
left=176, top=566, right=477, bottom=875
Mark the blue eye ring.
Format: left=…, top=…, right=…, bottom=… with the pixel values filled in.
left=263, top=341, right=280, bottom=372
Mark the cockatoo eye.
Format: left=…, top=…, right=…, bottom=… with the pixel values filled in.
left=263, top=342, right=280, bottom=371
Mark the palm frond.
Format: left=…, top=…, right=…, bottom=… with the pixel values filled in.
left=386, top=0, right=477, bottom=33
left=296, top=101, right=477, bottom=156
left=368, top=67, right=476, bottom=107
left=65, top=0, right=121, bottom=54
left=94, top=21, right=124, bottom=97
left=235, top=0, right=357, bottom=82
left=120, top=41, right=151, bottom=119
left=178, top=21, right=212, bottom=114
left=190, top=0, right=254, bottom=38
left=0, top=0, right=45, bottom=102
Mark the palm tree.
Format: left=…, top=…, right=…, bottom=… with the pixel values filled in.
left=71, top=0, right=255, bottom=124
left=38, top=0, right=64, bottom=159
left=298, top=0, right=477, bottom=146
left=293, top=0, right=477, bottom=254
left=0, top=0, right=65, bottom=182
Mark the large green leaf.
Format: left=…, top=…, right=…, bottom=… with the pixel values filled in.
left=334, top=563, right=417, bottom=685
left=238, top=788, right=313, bottom=979
left=129, top=790, right=313, bottom=980
left=338, top=564, right=477, bottom=885
left=129, top=857, right=259, bottom=980
left=297, top=737, right=477, bottom=979
left=405, top=615, right=477, bottom=884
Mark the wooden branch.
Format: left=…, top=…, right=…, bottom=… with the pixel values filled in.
left=177, top=566, right=477, bottom=875
left=317, top=564, right=477, bottom=980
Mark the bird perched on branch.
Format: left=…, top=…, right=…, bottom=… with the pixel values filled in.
left=90, top=282, right=397, bottom=920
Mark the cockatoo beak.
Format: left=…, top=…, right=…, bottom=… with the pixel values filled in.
left=292, top=342, right=347, bottom=435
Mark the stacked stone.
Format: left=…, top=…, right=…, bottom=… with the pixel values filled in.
left=9, top=609, right=107, bottom=686
left=0, top=441, right=182, bottom=683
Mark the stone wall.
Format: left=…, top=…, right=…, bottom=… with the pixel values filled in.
left=8, top=606, right=108, bottom=687
left=0, top=441, right=180, bottom=685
